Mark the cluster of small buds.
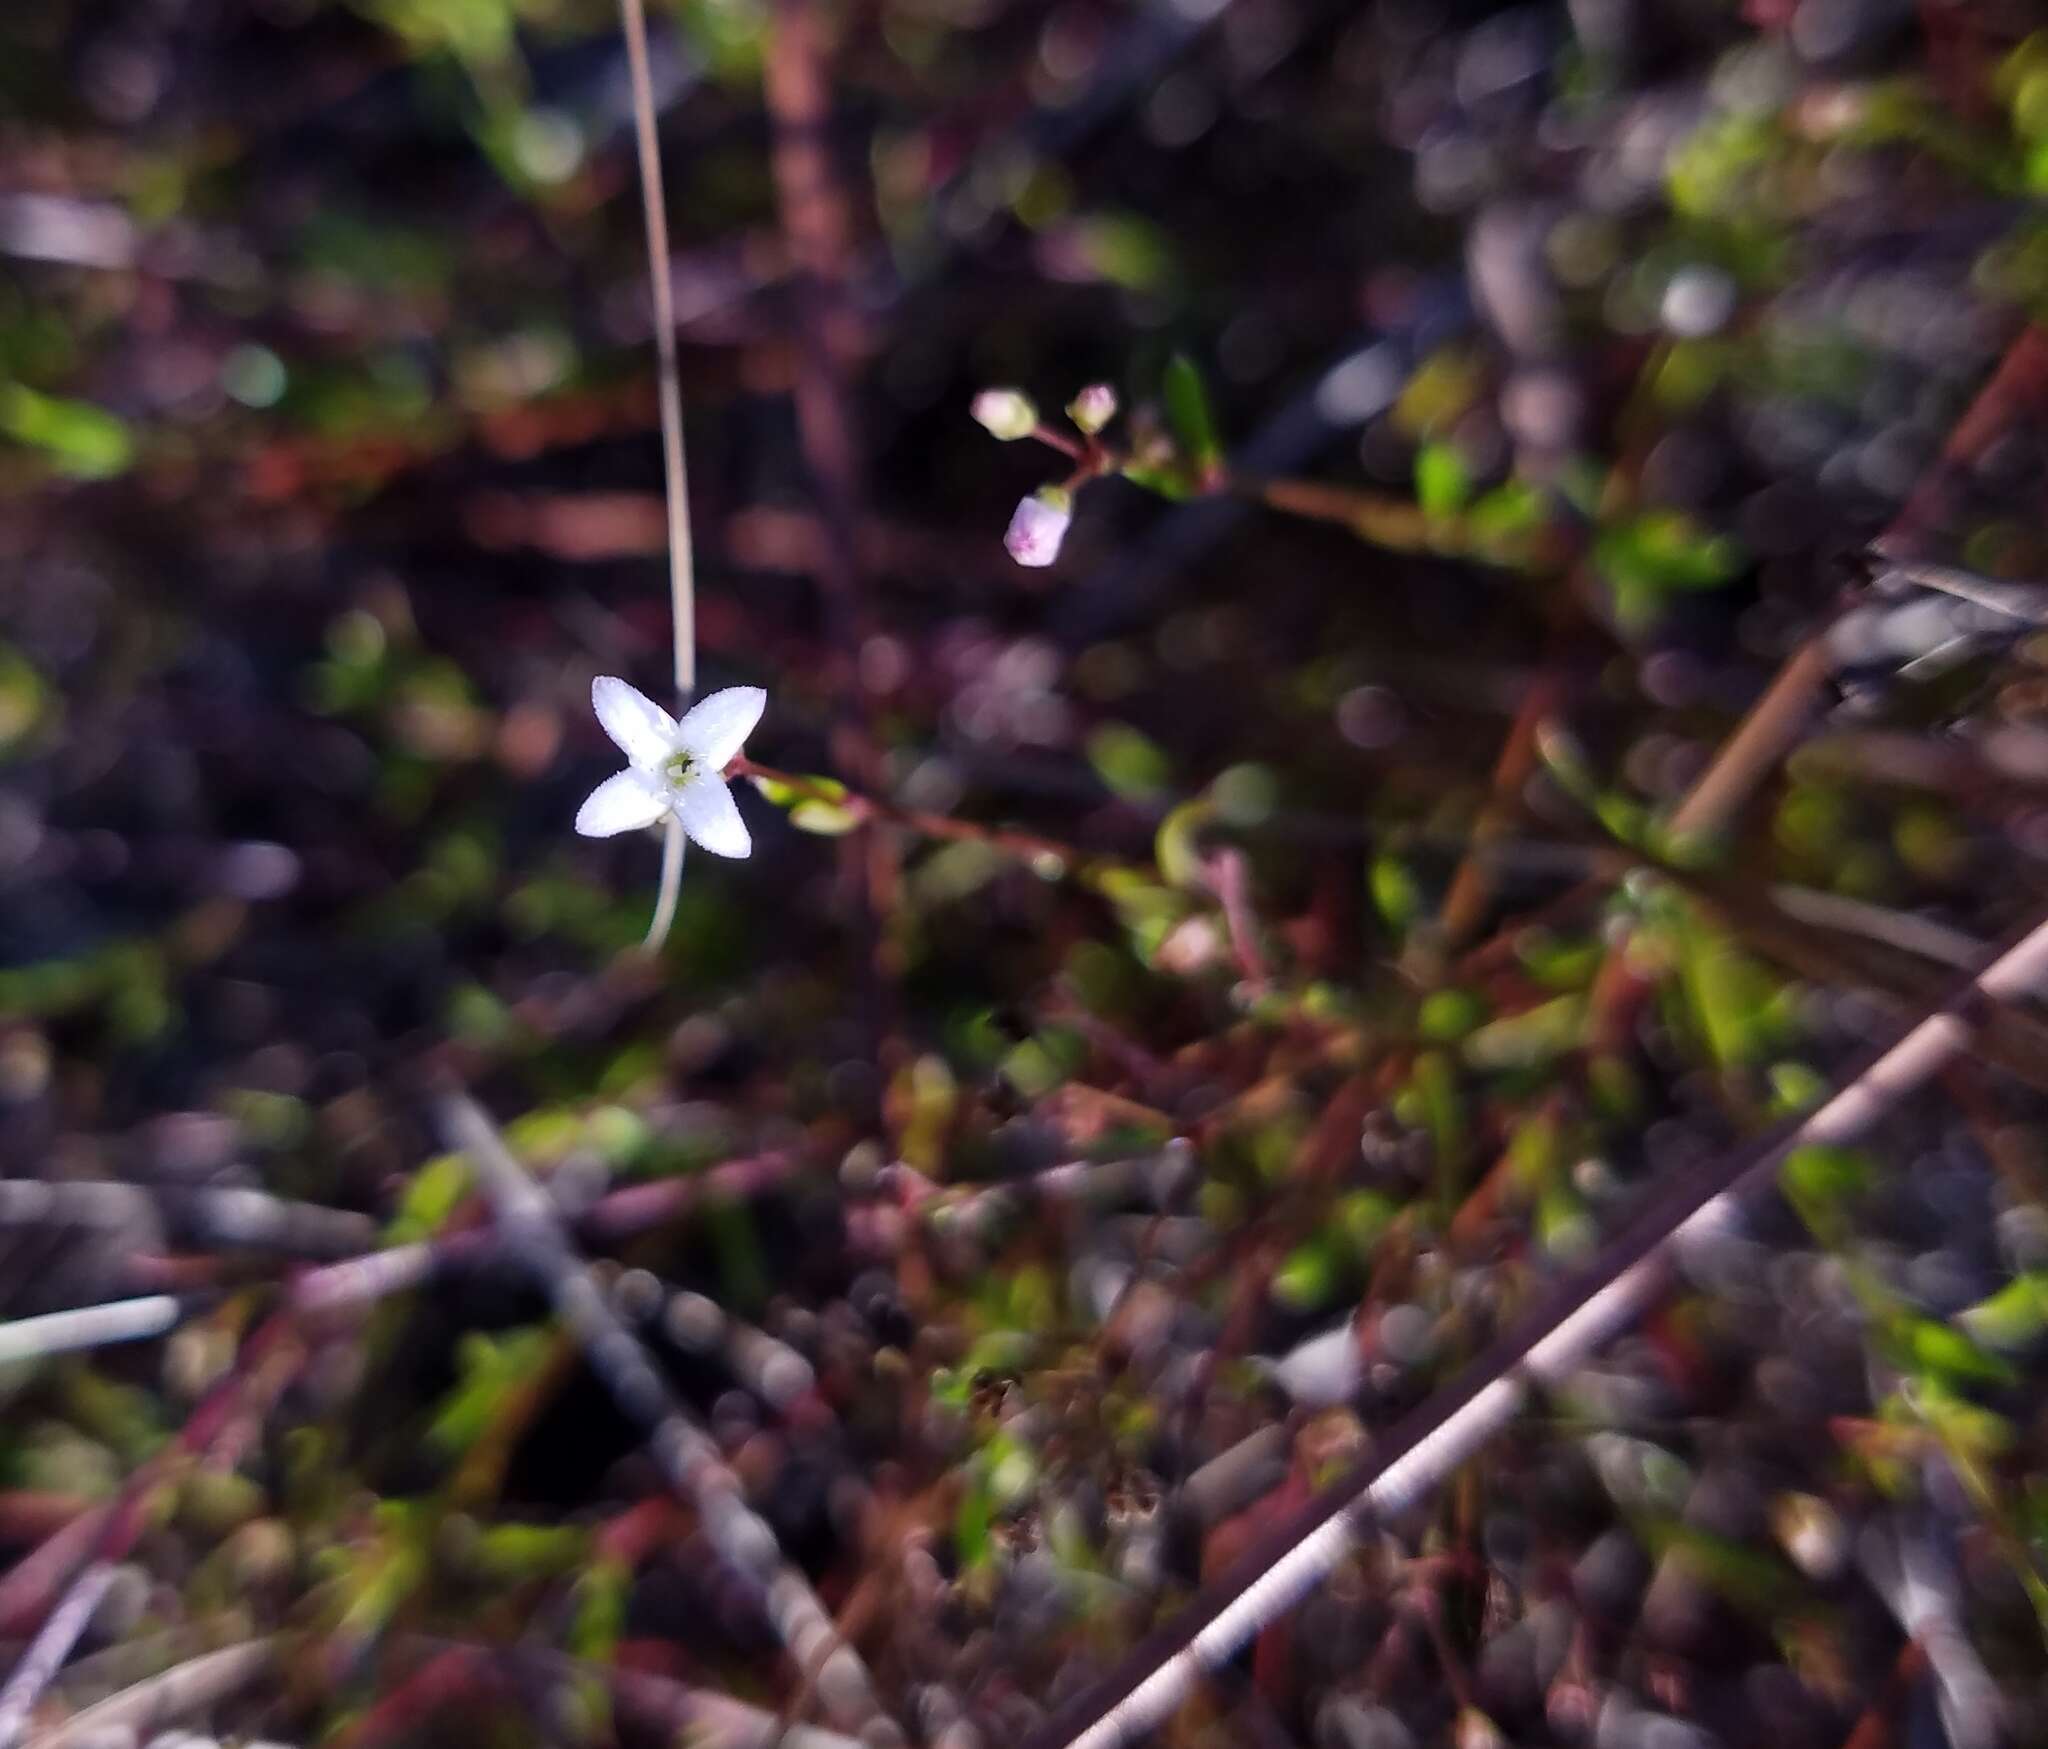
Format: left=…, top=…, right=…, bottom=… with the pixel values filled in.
left=971, top=381, right=1120, bottom=568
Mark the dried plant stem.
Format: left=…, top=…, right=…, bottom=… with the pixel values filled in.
left=734, top=756, right=1134, bottom=876
left=1840, top=1640, right=1929, bottom=1749
left=1667, top=322, right=2048, bottom=846
left=0, top=1178, right=376, bottom=1258
left=526, top=1644, right=868, bottom=1749
left=1664, top=634, right=1836, bottom=843
left=1430, top=669, right=1559, bottom=958
left=0, top=1293, right=187, bottom=1367
left=0, top=1316, right=300, bottom=1749
left=1665, top=866, right=2048, bottom=1095
left=1027, top=906, right=2048, bottom=1749
left=439, top=1095, right=892, bottom=1739
left=615, top=0, right=698, bottom=950
left=617, top=0, right=694, bottom=700
left=32, top=1638, right=276, bottom=1749
left=1248, top=475, right=1560, bottom=568
left=1861, top=1520, right=2002, bottom=1749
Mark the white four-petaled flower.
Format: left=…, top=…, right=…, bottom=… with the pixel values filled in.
left=575, top=677, right=764, bottom=857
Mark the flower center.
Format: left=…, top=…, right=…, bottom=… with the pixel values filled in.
left=664, top=750, right=698, bottom=787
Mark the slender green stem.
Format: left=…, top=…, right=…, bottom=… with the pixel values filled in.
left=616, top=0, right=697, bottom=949
left=618, top=0, right=695, bottom=699
left=646, top=814, right=684, bottom=949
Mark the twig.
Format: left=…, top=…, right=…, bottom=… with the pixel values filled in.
left=0, top=1317, right=302, bottom=1748
left=1665, top=866, right=2048, bottom=1095
left=615, top=0, right=698, bottom=949
left=1859, top=1518, right=2002, bottom=1749
left=438, top=1095, right=892, bottom=1738
left=1764, top=885, right=1985, bottom=971
left=1664, top=635, right=1837, bottom=844
left=617, top=0, right=694, bottom=697
left=1023, top=905, right=2048, bottom=1749
left=1838, top=1639, right=1928, bottom=1749
left=0, top=1293, right=189, bottom=1367
left=734, top=756, right=1139, bottom=878
left=0, top=1179, right=375, bottom=1259
left=32, top=1638, right=276, bottom=1749
left=1667, top=323, right=2048, bottom=845
left=1431, top=670, right=1560, bottom=960
left=1205, top=848, right=1271, bottom=994
left=392, top=1635, right=869, bottom=1749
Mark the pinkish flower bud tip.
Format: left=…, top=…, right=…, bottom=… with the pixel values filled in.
left=1004, top=490, right=1072, bottom=568
left=1068, top=383, right=1118, bottom=434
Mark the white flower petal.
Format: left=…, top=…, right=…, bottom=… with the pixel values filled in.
left=675, top=685, right=766, bottom=770
left=676, top=773, right=751, bottom=858
left=591, top=676, right=678, bottom=770
left=575, top=767, right=670, bottom=837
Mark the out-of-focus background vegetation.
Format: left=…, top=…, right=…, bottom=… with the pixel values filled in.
left=9, top=0, right=2048, bottom=1744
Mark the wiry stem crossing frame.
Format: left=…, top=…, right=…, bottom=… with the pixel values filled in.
left=617, top=0, right=698, bottom=950
left=1025, top=906, right=2048, bottom=1749
left=440, top=1095, right=891, bottom=1738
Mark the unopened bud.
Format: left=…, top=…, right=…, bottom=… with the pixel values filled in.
left=1067, top=383, right=1118, bottom=434
left=971, top=389, right=1039, bottom=441
left=1004, top=488, right=1072, bottom=568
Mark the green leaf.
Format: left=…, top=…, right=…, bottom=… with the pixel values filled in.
left=1418, top=988, right=1487, bottom=1042
left=1594, top=509, right=1744, bottom=600
left=1410, top=1049, right=1464, bottom=1173
left=1467, top=479, right=1546, bottom=546
left=1370, top=851, right=1422, bottom=933
left=1119, top=459, right=1197, bottom=501
left=1163, top=353, right=1222, bottom=473
left=1074, top=213, right=1174, bottom=293
left=1959, top=1273, right=2048, bottom=1350
left=956, top=1473, right=993, bottom=1571
left=1272, top=1237, right=1340, bottom=1310
left=1895, top=1316, right=2017, bottom=1387
left=751, top=771, right=860, bottom=834
left=0, top=644, right=50, bottom=756
left=0, top=384, right=134, bottom=478
left=1677, top=915, right=1781, bottom=1069
left=1462, top=993, right=1585, bottom=1073
left=386, top=1151, right=471, bottom=1242
left=1088, top=722, right=1173, bottom=801
left=568, top=1558, right=632, bottom=1661
left=1514, top=929, right=1601, bottom=990
left=1780, top=1143, right=1870, bottom=1237
left=1414, top=442, right=1472, bottom=517
left=1154, top=796, right=1216, bottom=890
left=1336, top=1190, right=1397, bottom=1258
left=472, top=1522, right=588, bottom=1579
left=1766, top=1061, right=1829, bottom=1118
left=429, top=1327, right=554, bottom=1453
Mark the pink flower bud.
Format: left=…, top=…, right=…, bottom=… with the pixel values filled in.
left=1067, top=383, right=1118, bottom=434
left=1004, top=489, right=1072, bottom=567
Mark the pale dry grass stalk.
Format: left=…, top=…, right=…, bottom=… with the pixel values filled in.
left=440, top=1095, right=894, bottom=1740
left=32, top=1638, right=276, bottom=1749
left=1028, top=907, right=2048, bottom=1749
left=616, top=0, right=698, bottom=950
